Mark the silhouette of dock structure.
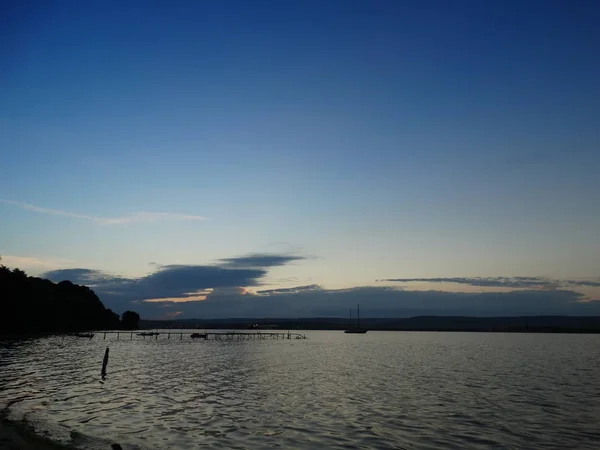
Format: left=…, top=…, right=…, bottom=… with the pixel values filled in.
left=83, top=331, right=308, bottom=341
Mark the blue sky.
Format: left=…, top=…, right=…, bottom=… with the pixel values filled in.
left=2, top=0, right=599, bottom=318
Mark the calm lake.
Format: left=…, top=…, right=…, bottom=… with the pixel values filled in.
left=1, top=331, right=600, bottom=449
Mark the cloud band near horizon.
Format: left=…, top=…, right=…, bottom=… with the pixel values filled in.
left=37, top=252, right=600, bottom=319
left=379, top=277, right=600, bottom=289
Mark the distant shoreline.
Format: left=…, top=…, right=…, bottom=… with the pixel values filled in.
left=139, top=327, right=600, bottom=334
left=140, top=315, right=600, bottom=334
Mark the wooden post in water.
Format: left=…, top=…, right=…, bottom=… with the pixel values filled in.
left=103, top=332, right=106, bottom=340
left=130, top=332, right=133, bottom=340
left=168, top=333, right=170, bottom=339
left=180, top=333, right=182, bottom=340
left=101, top=347, right=109, bottom=377
left=155, top=333, right=158, bottom=340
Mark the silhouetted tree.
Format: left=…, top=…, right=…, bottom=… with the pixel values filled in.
left=104, top=308, right=122, bottom=329
left=12, top=268, right=27, bottom=278
left=0, top=262, right=125, bottom=335
left=121, top=311, right=140, bottom=330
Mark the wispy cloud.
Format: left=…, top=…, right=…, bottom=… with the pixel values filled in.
left=255, top=284, right=322, bottom=295
left=379, top=277, right=600, bottom=289
left=0, top=199, right=206, bottom=225
left=0, top=254, right=75, bottom=269
left=143, top=295, right=209, bottom=303
left=219, top=253, right=307, bottom=268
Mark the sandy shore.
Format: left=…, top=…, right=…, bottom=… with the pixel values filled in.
left=0, top=418, right=73, bottom=450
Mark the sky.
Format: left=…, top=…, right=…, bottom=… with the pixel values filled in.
left=2, top=0, right=599, bottom=318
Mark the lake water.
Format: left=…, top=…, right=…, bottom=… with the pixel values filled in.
left=1, top=331, right=600, bottom=449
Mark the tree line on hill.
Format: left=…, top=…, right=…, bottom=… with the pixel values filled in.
left=0, top=258, right=140, bottom=335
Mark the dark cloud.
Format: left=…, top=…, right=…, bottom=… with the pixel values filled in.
left=42, top=258, right=600, bottom=319
left=44, top=265, right=265, bottom=309
left=218, top=253, right=307, bottom=268
left=255, top=284, right=321, bottom=295
left=43, top=268, right=130, bottom=286
left=379, top=277, right=600, bottom=289
left=564, top=279, right=600, bottom=288
left=141, top=265, right=264, bottom=293
left=42, top=252, right=307, bottom=313
left=132, top=286, right=600, bottom=319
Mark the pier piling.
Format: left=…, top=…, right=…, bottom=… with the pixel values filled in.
left=84, top=331, right=308, bottom=341
left=101, top=347, right=109, bottom=377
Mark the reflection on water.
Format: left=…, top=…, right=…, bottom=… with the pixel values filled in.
left=2, top=331, right=600, bottom=449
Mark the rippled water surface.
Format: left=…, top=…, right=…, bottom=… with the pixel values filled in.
left=2, top=331, right=600, bottom=449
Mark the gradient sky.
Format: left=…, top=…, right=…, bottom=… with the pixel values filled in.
left=2, top=0, right=599, bottom=318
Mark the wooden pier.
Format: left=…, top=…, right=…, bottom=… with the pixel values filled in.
left=80, top=331, right=308, bottom=341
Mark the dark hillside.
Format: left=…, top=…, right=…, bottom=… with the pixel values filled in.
left=0, top=265, right=123, bottom=335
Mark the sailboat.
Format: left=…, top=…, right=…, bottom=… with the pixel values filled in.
left=344, top=304, right=368, bottom=334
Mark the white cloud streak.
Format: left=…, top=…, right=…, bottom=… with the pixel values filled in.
left=0, top=199, right=206, bottom=225
left=0, top=254, right=75, bottom=269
